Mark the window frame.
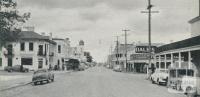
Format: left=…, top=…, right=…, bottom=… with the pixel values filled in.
left=20, top=42, right=25, bottom=51
left=29, top=42, right=34, bottom=51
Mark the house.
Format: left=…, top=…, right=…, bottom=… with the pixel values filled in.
left=1, top=31, right=56, bottom=70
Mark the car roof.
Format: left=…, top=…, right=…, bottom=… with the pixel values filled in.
left=35, top=69, right=48, bottom=72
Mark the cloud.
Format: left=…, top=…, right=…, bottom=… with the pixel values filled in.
left=17, top=0, right=146, bottom=10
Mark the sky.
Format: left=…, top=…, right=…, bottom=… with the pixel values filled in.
left=17, top=0, right=198, bottom=62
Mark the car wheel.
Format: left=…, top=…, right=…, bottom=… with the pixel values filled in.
left=157, top=79, right=161, bottom=85
left=51, top=76, right=54, bottom=82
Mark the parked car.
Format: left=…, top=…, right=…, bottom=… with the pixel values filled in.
left=32, top=69, right=54, bottom=85
left=181, top=76, right=197, bottom=96
left=151, top=69, right=168, bottom=85
left=113, top=65, right=122, bottom=72
left=4, top=65, right=29, bottom=72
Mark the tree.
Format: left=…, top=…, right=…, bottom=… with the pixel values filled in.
left=0, top=0, right=30, bottom=47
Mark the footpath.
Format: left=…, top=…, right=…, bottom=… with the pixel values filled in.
left=0, top=70, right=71, bottom=91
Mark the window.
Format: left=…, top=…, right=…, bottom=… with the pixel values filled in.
left=161, top=62, right=165, bottom=68
left=21, top=58, right=33, bottom=65
left=29, top=42, right=33, bottom=51
left=20, top=42, right=25, bottom=51
left=38, top=45, right=43, bottom=54
left=0, top=58, right=2, bottom=67
left=58, top=45, right=61, bottom=53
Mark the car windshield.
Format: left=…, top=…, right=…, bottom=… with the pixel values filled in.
left=169, top=69, right=194, bottom=78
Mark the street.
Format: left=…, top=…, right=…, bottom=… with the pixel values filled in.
left=0, top=66, right=184, bottom=97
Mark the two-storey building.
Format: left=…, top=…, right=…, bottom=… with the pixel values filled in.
left=52, top=38, right=70, bottom=70
left=1, top=31, right=56, bottom=70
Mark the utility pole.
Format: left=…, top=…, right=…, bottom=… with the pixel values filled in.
left=122, top=29, right=130, bottom=72
left=141, top=0, right=159, bottom=77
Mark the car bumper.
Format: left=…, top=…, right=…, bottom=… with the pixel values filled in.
left=32, top=78, right=48, bottom=82
left=159, top=78, right=168, bottom=83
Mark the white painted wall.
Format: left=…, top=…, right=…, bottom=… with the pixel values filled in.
left=2, top=40, right=51, bottom=71
left=191, top=20, right=200, bottom=37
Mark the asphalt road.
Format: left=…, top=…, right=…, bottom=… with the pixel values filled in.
left=0, top=66, right=185, bottom=97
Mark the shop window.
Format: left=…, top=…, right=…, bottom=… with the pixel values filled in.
left=20, top=42, right=25, bottom=51
left=29, top=42, right=33, bottom=51
left=21, top=58, right=32, bottom=65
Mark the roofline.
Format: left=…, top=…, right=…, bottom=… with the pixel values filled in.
left=155, top=35, right=200, bottom=53
left=188, top=16, right=200, bottom=24
left=52, top=38, right=64, bottom=40
left=20, top=38, right=56, bottom=45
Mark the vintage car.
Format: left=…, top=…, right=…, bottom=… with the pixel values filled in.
left=151, top=69, right=169, bottom=85
left=113, top=65, right=122, bottom=72
left=32, top=69, right=54, bottom=85
left=180, top=76, right=197, bottom=96
left=167, top=63, right=199, bottom=97
left=4, top=65, right=29, bottom=72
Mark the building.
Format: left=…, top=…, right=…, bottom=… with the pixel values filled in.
left=110, top=43, right=134, bottom=71
left=154, top=4, right=200, bottom=75
left=129, top=43, right=161, bottom=73
left=109, top=42, right=162, bottom=72
left=69, top=40, right=86, bottom=62
left=0, top=31, right=56, bottom=70
left=51, top=38, right=71, bottom=70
